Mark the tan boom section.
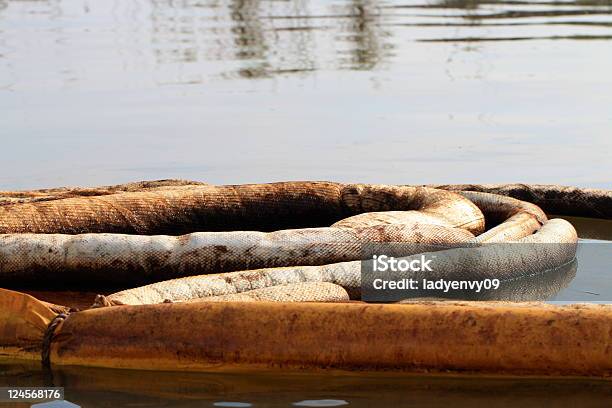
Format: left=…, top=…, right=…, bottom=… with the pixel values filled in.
left=0, top=183, right=487, bottom=287
left=94, top=218, right=577, bottom=306
left=428, top=183, right=612, bottom=219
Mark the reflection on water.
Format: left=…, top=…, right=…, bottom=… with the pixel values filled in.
left=0, top=0, right=612, bottom=82
left=0, top=0, right=612, bottom=78
left=292, top=400, right=349, bottom=407
left=2, top=0, right=611, bottom=84
left=147, top=0, right=391, bottom=77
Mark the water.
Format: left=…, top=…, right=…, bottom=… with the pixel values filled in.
left=2, top=360, right=612, bottom=407
left=1, top=1, right=611, bottom=405
left=1, top=0, right=611, bottom=190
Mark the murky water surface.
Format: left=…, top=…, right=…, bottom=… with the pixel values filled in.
left=1, top=0, right=611, bottom=189
left=2, top=360, right=612, bottom=407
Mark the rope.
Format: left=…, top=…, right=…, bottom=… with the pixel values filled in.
left=41, top=313, right=69, bottom=369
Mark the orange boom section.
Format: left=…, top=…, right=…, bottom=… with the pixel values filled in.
left=1, top=289, right=611, bottom=377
